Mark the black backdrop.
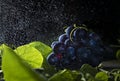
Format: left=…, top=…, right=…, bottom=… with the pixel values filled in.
left=0, top=0, right=120, bottom=46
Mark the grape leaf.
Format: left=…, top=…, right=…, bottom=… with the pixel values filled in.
left=48, top=70, right=84, bottom=81
left=95, top=72, right=108, bottom=81
left=14, top=45, right=43, bottom=68
left=28, top=41, right=52, bottom=58
left=80, top=64, right=98, bottom=76
left=28, top=41, right=57, bottom=75
left=48, top=70, right=76, bottom=81
left=1, top=44, right=47, bottom=81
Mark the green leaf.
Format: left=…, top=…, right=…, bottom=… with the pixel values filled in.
left=95, top=72, right=108, bottom=81
left=1, top=44, right=47, bottom=81
left=28, top=41, right=52, bottom=58
left=49, top=70, right=83, bottom=81
left=80, top=64, right=98, bottom=76
left=28, top=41, right=57, bottom=75
left=0, top=46, right=2, bottom=56
left=116, top=50, right=120, bottom=59
left=70, top=71, right=82, bottom=81
left=111, top=69, right=120, bottom=81
left=14, top=45, right=43, bottom=68
left=48, top=70, right=76, bottom=81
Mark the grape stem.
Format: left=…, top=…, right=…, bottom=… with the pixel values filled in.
left=99, top=60, right=120, bottom=70
left=69, top=24, right=88, bottom=42
left=110, top=45, right=120, bottom=48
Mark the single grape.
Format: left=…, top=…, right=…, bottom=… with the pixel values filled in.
left=55, top=53, right=63, bottom=60
left=65, top=25, right=74, bottom=37
left=52, top=42, right=66, bottom=54
left=64, top=39, right=73, bottom=46
left=51, top=41, right=59, bottom=48
left=80, top=38, right=89, bottom=46
left=66, top=46, right=76, bottom=60
left=89, top=32, right=101, bottom=41
left=47, top=53, right=59, bottom=65
left=89, top=39, right=99, bottom=47
left=61, top=58, right=70, bottom=67
left=73, top=28, right=87, bottom=41
left=58, top=34, right=68, bottom=43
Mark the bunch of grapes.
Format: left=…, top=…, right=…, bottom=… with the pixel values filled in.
left=47, top=25, right=114, bottom=70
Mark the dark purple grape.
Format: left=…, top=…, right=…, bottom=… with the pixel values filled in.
left=52, top=42, right=66, bottom=54
left=61, top=58, right=70, bottom=67
left=89, top=39, right=98, bottom=47
left=67, top=59, right=82, bottom=70
left=76, top=47, right=92, bottom=63
left=80, top=39, right=89, bottom=46
left=64, top=39, right=73, bottom=46
left=66, top=46, right=76, bottom=60
left=65, top=25, right=74, bottom=37
left=72, top=42, right=81, bottom=48
left=55, top=53, right=63, bottom=60
left=58, top=34, right=68, bottom=43
left=89, top=32, right=101, bottom=41
left=65, top=38, right=85, bottom=48
left=51, top=41, right=59, bottom=48
left=91, top=46, right=104, bottom=56
left=47, top=53, right=59, bottom=65
left=47, top=25, right=114, bottom=69
left=89, top=38, right=103, bottom=47
left=73, top=28, right=87, bottom=41
left=76, top=47, right=101, bottom=67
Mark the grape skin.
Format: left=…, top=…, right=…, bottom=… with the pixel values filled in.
left=51, top=41, right=59, bottom=48
left=65, top=25, right=74, bottom=37
left=52, top=42, right=66, bottom=54
left=73, top=28, right=87, bottom=40
left=66, top=46, right=76, bottom=60
left=58, top=34, right=68, bottom=43
left=47, top=53, right=58, bottom=65
left=47, top=25, right=114, bottom=70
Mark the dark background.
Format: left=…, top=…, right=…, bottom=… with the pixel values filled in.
left=0, top=0, right=120, bottom=46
